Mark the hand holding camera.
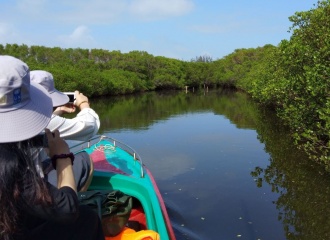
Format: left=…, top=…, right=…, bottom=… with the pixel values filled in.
left=63, top=91, right=89, bottom=109
left=73, top=90, right=90, bottom=109
left=53, top=91, right=89, bottom=115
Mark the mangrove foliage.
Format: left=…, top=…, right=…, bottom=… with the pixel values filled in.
left=0, top=0, right=329, bottom=169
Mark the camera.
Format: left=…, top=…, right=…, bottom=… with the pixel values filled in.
left=63, top=92, right=75, bottom=103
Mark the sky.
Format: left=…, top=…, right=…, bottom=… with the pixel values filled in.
left=0, top=0, right=316, bottom=61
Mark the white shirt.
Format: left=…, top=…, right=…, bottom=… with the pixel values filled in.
left=47, top=108, right=100, bottom=141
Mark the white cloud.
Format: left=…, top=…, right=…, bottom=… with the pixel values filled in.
left=129, top=0, right=194, bottom=20
left=50, top=0, right=195, bottom=24
left=57, top=0, right=126, bottom=24
left=0, top=23, right=20, bottom=45
left=0, top=23, right=11, bottom=36
left=16, top=0, right=47, bottom=15
left=8, top=0, right=195, bottom=27
left=57, top=25, right=95, bottom=48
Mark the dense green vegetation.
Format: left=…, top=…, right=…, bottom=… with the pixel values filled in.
left=248, top=1, right=330, bottom=169
left=0, top=1, right=329, bottom=169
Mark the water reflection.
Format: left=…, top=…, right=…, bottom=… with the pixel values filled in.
left=251, top=115, right=330, bottom=240
left=90, top=90, right=330, bottom=239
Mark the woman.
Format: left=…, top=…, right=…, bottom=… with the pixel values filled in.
left=30, top=70, right=100, bottom=191
left=0, top=56, right=104, bottom=240
left=30, top=70, right=100, bottom=141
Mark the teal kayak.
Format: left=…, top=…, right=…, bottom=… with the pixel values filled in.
left=70, top=135, right=176, bottom=240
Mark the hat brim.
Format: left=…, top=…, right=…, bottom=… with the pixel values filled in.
left=0, top=82, right=53, bottom=143
left=50, top=90, right=69, bottom=107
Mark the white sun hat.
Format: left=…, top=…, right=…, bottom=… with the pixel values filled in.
left=0, top=55, right=53, bottom=143
left=30, top=70, right=69, bottom=107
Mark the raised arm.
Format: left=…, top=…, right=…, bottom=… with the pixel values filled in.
left=45, top=129, right=76, bottom=192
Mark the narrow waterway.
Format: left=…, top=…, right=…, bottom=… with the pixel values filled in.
left=89, top=89, right=330, bottom=240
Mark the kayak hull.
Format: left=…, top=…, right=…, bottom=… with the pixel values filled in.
left=70, top=136, right=175, bottom=240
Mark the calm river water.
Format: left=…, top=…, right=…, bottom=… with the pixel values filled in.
left=88, top=89, right=330, bottom=240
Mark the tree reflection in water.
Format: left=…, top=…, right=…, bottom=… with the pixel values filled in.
left=251, top=114, right=330, bottom=240
left=91, top=89, right=330, bottom=239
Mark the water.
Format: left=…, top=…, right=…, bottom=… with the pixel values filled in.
left=89, top=90, right=330, bottom=240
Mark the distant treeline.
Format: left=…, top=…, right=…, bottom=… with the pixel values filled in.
left=0, top=44, right=231, bottom=96
left=1, top=1, right=329, bottom=169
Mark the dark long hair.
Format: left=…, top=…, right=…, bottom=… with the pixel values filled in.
left=0, top=140, right=52, bottom=239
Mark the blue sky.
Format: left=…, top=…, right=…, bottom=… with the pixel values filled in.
left=0, top=0, right=315, bottom=61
